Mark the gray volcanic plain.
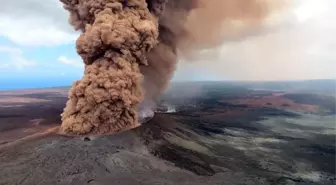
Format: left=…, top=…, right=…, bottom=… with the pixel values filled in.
left=0, top=80, right=335, bottom=185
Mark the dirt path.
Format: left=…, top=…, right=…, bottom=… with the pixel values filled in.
left=0, top=126, right=60, bottom=150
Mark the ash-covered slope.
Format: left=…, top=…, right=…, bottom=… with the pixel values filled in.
left=0, top=125, right=265, bottom=185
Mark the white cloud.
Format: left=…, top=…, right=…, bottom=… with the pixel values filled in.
left=294, top=0, right=329, bottom=23
left=0, top=46, right=36, bottom=69
left=58, top=56, right=83, bottom=68
left=0, top=0, right=78, bottom=46
left=0, top=46, right=22, bottom=54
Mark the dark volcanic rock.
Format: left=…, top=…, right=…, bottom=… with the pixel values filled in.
left=0, top=82, right=335, bottom=185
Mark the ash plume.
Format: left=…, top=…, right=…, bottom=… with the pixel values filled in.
left=59, top=0, right=286, bottom=135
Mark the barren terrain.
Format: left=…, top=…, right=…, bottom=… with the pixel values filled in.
left=0, top=81, right=335, bottom=185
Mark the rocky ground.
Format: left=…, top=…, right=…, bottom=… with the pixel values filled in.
left=0, top=81, right=335, bottom=185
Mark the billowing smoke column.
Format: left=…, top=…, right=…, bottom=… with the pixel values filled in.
left=59, top=0, right=285, bottom=135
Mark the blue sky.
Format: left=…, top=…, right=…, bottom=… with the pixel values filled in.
left=0, top=0, right=335, bottom=90
left=0, top=0, right=84, bottom=90
left=0, top=36, right=83, bottom=89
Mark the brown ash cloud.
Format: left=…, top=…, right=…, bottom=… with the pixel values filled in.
left=59, top=0, right=286, bottom=135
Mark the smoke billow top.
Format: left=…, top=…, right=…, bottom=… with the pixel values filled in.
left=59, top=0, right=286, bottom=135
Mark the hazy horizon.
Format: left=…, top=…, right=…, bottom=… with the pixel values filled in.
left=1, top=78, right=335, bottom=91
